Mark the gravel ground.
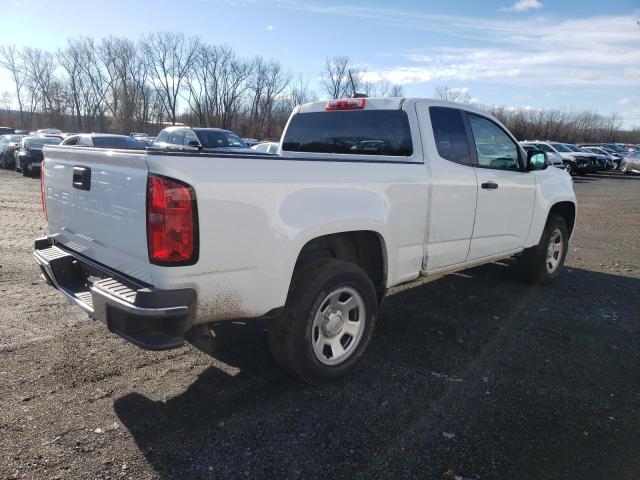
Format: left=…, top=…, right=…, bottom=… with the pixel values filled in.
left=1, top=169, right=639, bottom=480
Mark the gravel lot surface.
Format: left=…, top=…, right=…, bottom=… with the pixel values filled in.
left=1, top=169, right=639, bottom=480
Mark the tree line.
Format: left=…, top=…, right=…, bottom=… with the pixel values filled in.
left=0, top=33, right=403, bottom=139
left=0, top=32, right=637, bottom=143
left=433, top=86, right=639, bottom=144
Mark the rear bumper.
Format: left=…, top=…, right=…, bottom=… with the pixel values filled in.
left=33, top=237, right=196, bottom=350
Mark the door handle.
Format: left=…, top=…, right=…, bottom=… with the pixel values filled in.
left=72, top=166, right=91, bottom=191
left=481, top=181, right=498, bottom=190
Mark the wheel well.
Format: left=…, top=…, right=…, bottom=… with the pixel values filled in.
left=295, top=231, right=387, bottom=300
left=550, top=202, right=576, bottom=237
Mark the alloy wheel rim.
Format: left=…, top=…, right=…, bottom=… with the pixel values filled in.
left=311, top=286, right=366, bottom=365
left=545, top=228, right=563, bottom=274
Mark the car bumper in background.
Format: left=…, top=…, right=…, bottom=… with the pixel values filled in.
left=33, top=236, right=196, bottom=350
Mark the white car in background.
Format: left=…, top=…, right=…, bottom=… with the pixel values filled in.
left=251, top=141, right=279, bottom=154
left=520, top=142, right=563, bottom=168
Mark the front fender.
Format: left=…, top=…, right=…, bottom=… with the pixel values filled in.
left=525, top=168, right=577, bottom=247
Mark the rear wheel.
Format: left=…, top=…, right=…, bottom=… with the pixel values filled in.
left=269, top=258, right=377, bottom=384
left=519, top=214, right=569, bottom=285
left=621, top=164, right=629, bottom=175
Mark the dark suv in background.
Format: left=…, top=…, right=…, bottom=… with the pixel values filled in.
left=14, top=136, right=61, bottom=177
left=152, top=126, right=256, bottom=153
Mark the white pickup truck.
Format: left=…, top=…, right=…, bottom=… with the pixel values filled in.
left=34, top=98, right=576, bottom=384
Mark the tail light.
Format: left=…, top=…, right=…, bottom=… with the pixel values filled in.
left=147, top=175, right=198, bottom=265
left=40, top=160, right=47, bottom=219
left=325, top=99, right=366, bottom=111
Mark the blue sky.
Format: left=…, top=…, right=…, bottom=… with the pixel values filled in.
left=1, top=0, right=639, bottom=126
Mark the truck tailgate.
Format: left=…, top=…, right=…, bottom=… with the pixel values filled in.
left=43, top=146, right=153, bottom=285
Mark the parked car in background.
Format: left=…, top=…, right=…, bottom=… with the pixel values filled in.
left=526, top=141, right=591, bottom=175
left=581, top=146, right=615, bottom=169
left=35, top=128, right=63, bottom=136
left=0, top=126, right=15, bottom=135
left=153, top=126, right=256, bottom=153
left=0, top=134, right=25, bottom=169
left=243, top=138, right=261, bottom=147
left=580, top=143, right=626, bottom=169
left=130, top=132, right=154, bottom=145
left=621, top=151, right=640, bottom=175
left=15, top=136, right=61, bottom=177
left=60, top=133, right=147, bottom=149
left=520, top=142, right=563, bottom=168
left=251, top=141, right=279, bottom=154
left=562, top=143, right=605, bottom=171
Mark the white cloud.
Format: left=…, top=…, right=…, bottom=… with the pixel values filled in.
left=617, top=97, right=631, bottom=106
left=347, top=14, right=640, bottom=88
left=266, top=25, right=276, bottom=31
left=500, top=0, right=543, bottom=12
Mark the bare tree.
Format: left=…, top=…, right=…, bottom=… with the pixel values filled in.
left=142, top=32, right=199, bottom=125
left=320, top=56, right=360, bottom=99
left=434, top=85, right=472, bottom=104
left=247, top=58, right=291, bottom=138
left=389, top=84, right=404, bottom=97
left=0, top=45, right=28, bottom=129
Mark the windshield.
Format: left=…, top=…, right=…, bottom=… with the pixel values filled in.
left=564, top=144, right=582, bottom=152
left=551, top=143, right=571, bottom=152
left=534, top=143, right=553, bottom=153
left=23, top=137, right=60, bottom=149
left=8, top=135, right=23, bottom=142
left=195, top=130, right=247, bottom=148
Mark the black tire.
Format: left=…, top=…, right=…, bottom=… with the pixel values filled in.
left=519, top=214, right=569, bottom=285
left=564, top=163, right=573, bottom=175
left=268, top=258, right=378, bottom=385
left=21, top=161, right=30, bottom=177
left=0, top=154, right=5, bottom=169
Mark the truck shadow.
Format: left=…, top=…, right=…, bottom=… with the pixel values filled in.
left=114, top=263, right=640, bottom=479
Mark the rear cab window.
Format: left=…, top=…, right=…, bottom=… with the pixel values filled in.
left=429, top=107, right=471, bottom=164
left=282, top=110, right=413, bottom=158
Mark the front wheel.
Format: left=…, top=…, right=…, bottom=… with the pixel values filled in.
left=268, top=258, right=378, bottom=384
left=564, top=163, right=573, bottom=175
left=519, top=214, right=569, bottom=285
left=621, top=164, right=629, bottom=175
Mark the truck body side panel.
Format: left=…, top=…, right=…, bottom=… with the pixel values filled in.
left=144, top=153, right=428, bottom=323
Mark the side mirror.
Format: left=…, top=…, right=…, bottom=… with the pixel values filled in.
left=187, top=140, right=200, bottom=148
left=527, top=150, right=548, bottom=171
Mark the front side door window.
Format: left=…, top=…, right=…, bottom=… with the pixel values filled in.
left=467, top=114, right=520, bottom=170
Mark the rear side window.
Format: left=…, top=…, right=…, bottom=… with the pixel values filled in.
left=429, top=107, right=471, bottom=164
left=282, top=110, right=413, bottom=157
left=155, top=130, right=170, bottom=143
left=92, top=136, right=145, bottom=149
left=170, top=130, right=185, bottom=145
